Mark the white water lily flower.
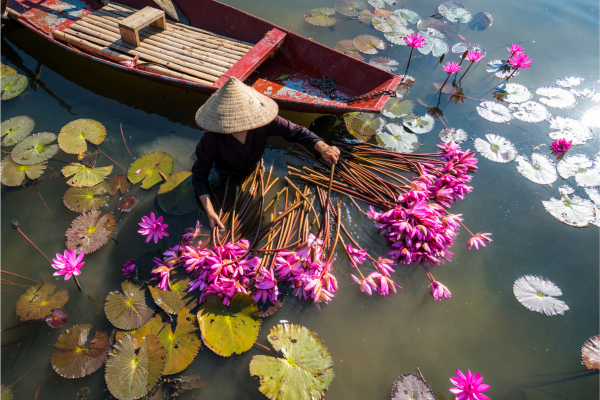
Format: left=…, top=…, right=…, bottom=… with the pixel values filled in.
left=439, top=127, right=467, bottom=144
left=376, top=124, right=419, bottom=153
left=476, top=101, right=513, bottom=123
left=515, top=153, right=557, bottom=185
left=474, top=134, right=516, bottom=163
left=548, top=116, right=594, bottom=145
left=536, top=86, right=577, bottom=109
left=584, top=188, right=600, bottom=227
left=501, top=83, right=532, bottom=103
left=542, top=185, right=596, bottom=227
left=510, top=101, right=551, bottom=123
left=513, top=275, right=569, bottom=316
left=557, top=154, right=600, bottom=188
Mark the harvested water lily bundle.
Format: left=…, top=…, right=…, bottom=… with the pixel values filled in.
left=542, top=185, right=596, bottom=227
left=548, top=116, right=594, bottom=145
left=514, top=153, right=558, bottom=185
left=474, top=134, right=516, bottom=163
left=513, top=275, right=569, bottom=316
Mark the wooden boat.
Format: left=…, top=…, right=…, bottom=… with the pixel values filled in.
left=4, top=0, right=402, bottom=114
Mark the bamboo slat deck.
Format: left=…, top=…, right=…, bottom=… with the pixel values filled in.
left=52, top=1, right=255, bottom=85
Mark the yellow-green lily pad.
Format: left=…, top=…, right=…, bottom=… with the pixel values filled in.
left=157, top=308, right=201, bottom=375
left=11, top=132, right=59, bottom=165
left=1, top=155, right=47, bottom=186
left=58, top=119, right=107, bottom=154
left=51, top=324, right=110, bottom=378
left=16, top=283, right=69, bottom=321
left=127, top=152, right=174, bottom=189
left=115, top=315, right=167, bottom=350
left=1, top=74, right=28, bottom=100
left=149, top=268, right=197, bottom=315
left=1, top=115, right=34, bottom=146
left=105, top=280, right=153, bottom=330
left=1, top=63, right=17, bottom=78
left=63, top=182, right=110, bottom=212
left=62, top=163, right=113, bottom=187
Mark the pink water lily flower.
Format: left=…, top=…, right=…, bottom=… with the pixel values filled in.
left=429, top=281, right=451, bottom=301
left=346, top=243, right=368, bottom=265
left=506, top=43, right=524, bottom=55
left=404, top=33, right=426, bottom=48
left=138, top=212, right=169, bottom=243
left=351, top=274, right=375, bottom=295
left=182, top=220, right=202, bottom=242
left=151, top=264, right=172, bottom=291
left=465, top=232, right=492, bottom=250
left=551, top=138, right=572, bottom=156
left=122, top=258, right=136, bottom=278
left=449, top=369, right=491, bottom=400
left=443, top=61, right=461, bottom=74
left=52, top=249, right=84, bottom=281
left=466, top=51, right=484, bottom=63
left=508, top=52, right=533, bottom=69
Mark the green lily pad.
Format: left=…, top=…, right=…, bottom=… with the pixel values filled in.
left=402, top=113, right=435, bottom=134
left=382, top=98, right=414, bottom=119
left=16, top=283, right=69, bottom=321
left=353, top=35, right=386, bottom=55
left=65, top=210, right=116, bottom=254
left=128, top=152, right=174, bottom=189
left=11, top=132, right=59, bottom=165
left=51, top=324, right=110, bottom=378
left=1, top=384, right=13, bottom=400
left=352, top=113, right=386, bottom=137
left=1, top=155, right=47, bottom=186
left=157, top=171, right=199, bottom=216
left=62, top=163, right=113, bottom=187
left=105, top=281, right=154, bottom=330
left=358, top=9, right=375, bottom=24
left=58, top=119, right=107, bottom=154
left=304, top=8, right=337, bottom=26
left=1, top=74, right=28, bottom=100
left=393, top=8, right=420, bottom=24
left=63, top=182, right=110, bottom=213
left=383, top=25, right=414, bottom=45
left=1, top=63, right=17, bottom=78
left=149, top=268, right=197, bottom=315
left=373, top=15, right=406, bottom=33
left=116, top=315, right=167, bottom=350
left=438, top=2, right=472, bottom=23
left=105, top=334, right=166, bottom=400
left=334, top=0, right=366, bottom=16
left=377, top=124, right=419, bottom=153
left=157, top=308, right=201, bottom=375
left=417, top=29, right=448, bottom=57
left=109, top=175, right=130, bottom=195
left=1, top=116, right=34, bottom=146
left=197, top=293, right=260, bottom=357
left=249, top=323, right=334, bottom=400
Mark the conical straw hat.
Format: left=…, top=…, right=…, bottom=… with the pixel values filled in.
left=195, top=77, right=279, bottom=133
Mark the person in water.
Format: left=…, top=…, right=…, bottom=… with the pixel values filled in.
left=192, top=77, right=340, bottom=229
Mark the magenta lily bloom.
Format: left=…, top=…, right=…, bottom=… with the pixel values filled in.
left=465, top=232, right=493, bottom=250
left=429, top=281, right=451, bottom=301
left=508, top=52, right=533, bottom=69
left=122, top=258, right=136, bottom=278
left=443, top=61, right=462, bottom=74
left=449, top=369, right=491, bottom=400
left=351, top=274, right=375, bottom=295
left=138, top=212, right=169, bottom=243
left=551, top=138, right=572, bottom=156
left=404, top=33, right=425, bottom=48
left=182, top=220, right=202, bottom=242
left=151, top=264, right=172, bottom=291
left=466, top=51, right=484, bottom=63
left=346, top=243, right=368, bottom=265
left=506, top=43, right=524, bottom=55
left=52, top=249, right=84, bottom=281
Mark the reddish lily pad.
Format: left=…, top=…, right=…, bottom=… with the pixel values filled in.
left=157, top=308, right=201, bottom=375
left=333, top=40, right=365, bottom=61
left=16, top=283, right=69, bottom=321
left=105, top=281, right=153, bottom=330
left=65, top=210, right=116, bottom=254
left=110, top=175, right=131, bottom=195
left=304, top=8, right=337, bottom=26
left=62, top=163, right=113, bottom=187
left=1, top=116, right=34, bottom=146
left=58, top=119, right=107, bottom=154
left=117, top=194, right=139, bottom=212
left=51, top=324, right=110, bottom=378
left=353, top=35, right=386, bottom=54
left=582, top=336, right=600, bottom=370
left=63, top=182, right=110, bottom=213
left=45, top=309, right=69, bottom=328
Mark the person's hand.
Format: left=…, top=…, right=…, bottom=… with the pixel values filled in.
left=207, top=211, right=225, bottom=229
left=315, top=141, right=340, bottom=164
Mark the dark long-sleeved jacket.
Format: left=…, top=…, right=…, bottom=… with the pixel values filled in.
left=192, top=116, right=322, bottom=198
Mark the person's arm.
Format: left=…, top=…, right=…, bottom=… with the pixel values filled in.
left=191, top=134, right=224, bottom=229
left=268, top=116, right=340, bottom=163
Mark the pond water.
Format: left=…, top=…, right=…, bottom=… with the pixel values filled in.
left=1, top=0, right=599, bottom=398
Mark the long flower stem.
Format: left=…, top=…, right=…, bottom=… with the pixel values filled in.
left=436, top=74, right=451, bottom=107
left=505, top=68, right=518, bottom=82
left=458, top=61, right=474, bottom=82
left=72, top=275, right=82, bottom=292
left=11, top=221, right=52, bottom=264
left=404, top=47, right=415, bottom=77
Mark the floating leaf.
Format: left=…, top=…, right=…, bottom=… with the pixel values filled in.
left=118, top=194, right=139, bottom=212
left=66, top=210, right=116, bottom=254
left=334, top=0, right=366, bottom=16
left=156, top=308, right=200, bottom=375
left=476, top=101, right=513, bottom=123
left=1, top=74, right=28, bottom=100
left=394, top=82, right=410, bottom=99
left=1, top=384, right=13, bottom=400
left=510, top=101, right=550, bottom=123
left=536, top=86, right=577, bottom=109
left=584, top=188, right=600, bottom=227
left=11, top=132, right=59, bottom=165
left=105, top=334, right=166, bottom=400
left=474, top=134, right=516, bottom=163
left=1, top=116, right=34, bottom=146
left=51, top=324, right=110, bottom=378
left=157, top=171, right=199, bottom=216
left=149, top=269, right=196, bottom=315
left=383, top=26, right=415, bottom=45
left=45, top=309, right=68, bottom=328
left=63, top=182, right=110, bottom=213
left=1, top=63, right=17, bottom=78
left=369, top=57, right=399, bottom=72
left=197, top=293, right=260, bottom=357
left=249, top=323, right=334, bottom=400
left=417, top=29, right=448, bottom=57
left=451, top=42, right=486, bottom=58
left=557, top=154, right=600, bottom=188
left=115, top=315, right=166, bottom=350
left=402, top=113, right=435, bottom=134
left=352, top=113, right=386, bottom=137
left=367, top=0, right=385, bottom=7
left=0, top=155, right=47, bottom=186
left=496, top=83, right=532, bottom=104
left=486, top=59, right=519, bottom=79
left=109, top=175, right=130, bottom=195
left=62, top=163, right=113, bottom=187
left=358, top=9, right=375, bottom=24
left=128, top=151, right=174, bottom=189
left=79, top=151, right=99, bottom=168
left=513, top=275, right=569, bottom=316
left=438, top=2, right=472, bottom=23
left=581, top=336, right=600, bottom=370
left=275, top=74, right=290, bottom=81
left=382, top=98, right=414, bottom=119
left=16, top=283, right=69, bottom=321
left=515, top=153, right=558, bottom=185
left=556, top=76, right=584, bottom=88
left=304, top=8, right=337, bottom=26
left=105, top=281, right=153, bottom=330
left=258, top=296, right=285, bottom=318
left=333, top=40, right=365, bottom=61
left=377, top=124, right=419, bottom=153
left=468, top=11, right=493, bottom=30
left=373, top=15, right=405, bottom=33
left=542, top=185, right=596, bottom=227
left=548, top=117, right=594, bottom=145
left=353, top=35, right=386, bottom=55
left=58, top=119, right=106, bottom=154
left=439, top=128, right=467, bottom=144
left=393, top=9, right=420, bottom=24
left=391, top=373, right=434, bottom=400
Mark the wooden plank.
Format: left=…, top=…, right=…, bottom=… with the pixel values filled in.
left=212, top=28, right=286, bottom=88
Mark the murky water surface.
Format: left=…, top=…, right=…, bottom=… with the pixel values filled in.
left=1, top=0, right=599, bottom=398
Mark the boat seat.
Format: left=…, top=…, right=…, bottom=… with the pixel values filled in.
left=118, top=6, right=166, bottom=47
